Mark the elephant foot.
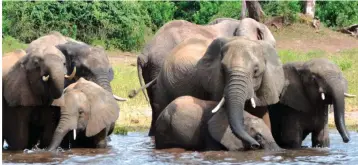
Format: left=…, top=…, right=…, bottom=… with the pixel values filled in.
left=264, top=142, right=282, bottom=151
left=96, top=139, right=107, bottom=148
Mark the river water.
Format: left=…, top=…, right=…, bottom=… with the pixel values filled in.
left=3, top=130, right=358, bottom=165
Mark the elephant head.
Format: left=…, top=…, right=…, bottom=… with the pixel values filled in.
left=55, top=42, right=121, bottom=95
left=48, top=78, right=119, bottom=151
left=208, top=18, right=276, bottom=48
left=280, top=58, right=354, bottom=143
left=3, top=46, right=76, bottom=106
left=198, top=36, right=284, bottom=148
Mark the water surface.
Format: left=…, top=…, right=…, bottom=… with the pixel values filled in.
left=3, top=130, right=358, bottom=165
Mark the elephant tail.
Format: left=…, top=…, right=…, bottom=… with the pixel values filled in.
left=129, top=76, right=157, bottom=99
left=137, top=56, right=149, bottom=101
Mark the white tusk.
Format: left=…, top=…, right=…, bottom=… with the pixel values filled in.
left=344, top=93, right=356, bottom=98
left=321, top=93, right=325, bottom=100
left=73, top=129, right=76, bottom=140
left=251, top=98, right=256, bottom=108
left=113, top=95, right=127, bottom=102
left=65, top=67, right=77, bottom=80
left=212, top=97, right=225, bottom=113
left=42, top=75, right=50, bottom=81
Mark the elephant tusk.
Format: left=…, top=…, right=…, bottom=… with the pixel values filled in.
left=321, top=93, right=325, bottom=100
left=113, top=94, right=127, bottom=102
left=212, top=97, right=225, bottom=113
left=73, top=129, right=76, bottom=140
left=251, top=98, right=256, bottom=108
left=42, top=75, right=50, bottom=81
left=344, top=93, right=356, bottom=98
left=65, top=67, right=77, bottom=80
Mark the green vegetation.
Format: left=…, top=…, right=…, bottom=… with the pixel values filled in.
left=2, top=36, right=28, bottom=54
left=3, top=1, right=357, bottom=51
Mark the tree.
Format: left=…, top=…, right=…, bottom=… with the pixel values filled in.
left=246, top=0, right=265, bottom=22
left=304, top=0, right=315, bottom=18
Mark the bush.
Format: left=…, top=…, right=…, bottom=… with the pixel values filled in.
left=261, top=1, right=302, bottom=24
left=315, top=1, right=358, bottom=28
left=210, top=1, right=242, bottom=21
left=3, top=1, right=152, bottom=51
left=193, top=1, right=221, bottom=25
left=143, top=1, right=176, bottom=32
left=2, top=36, right=28, bottom=54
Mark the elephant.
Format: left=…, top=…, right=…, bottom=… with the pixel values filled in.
left=268, top=58, right=356, bottom=149
left=2, top=44, right=76, bottom=150
left=155, top=96, right=281, bottom=151
left=2, top=49, right=26, bottom=78
left=47, top=77, right=120, bottom=151
left=134, top=18, right=276, bottom=136
left=55, top=41, right=127, bottom=102
left=131, top=36, right=284, bottom=148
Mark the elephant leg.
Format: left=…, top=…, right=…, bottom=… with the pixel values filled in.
left=312, top=124, right=330, bottom=148
left=94, top=128, right=108, bottom=148
left=205, top=134, right=224, bottom=151
left=279, top=121, right=303, bottom=149
left=5, top=107, right=32, bottom=150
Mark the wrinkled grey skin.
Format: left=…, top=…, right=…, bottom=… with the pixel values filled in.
left=136, top=18, right=276, bottom=136
left=2, top=44, right=68, bottom=150
left=48, top=78, right=120, bottom=151
left=136, top=36, right=284, bottom=147
left=155, top=96, right=281, bottom=151
left=269, top=58, right=351, bottom=149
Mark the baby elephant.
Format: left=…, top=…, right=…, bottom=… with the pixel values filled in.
left=155, top=96, right=280, bottom=151
left=48, top=78, right=120, bottom=150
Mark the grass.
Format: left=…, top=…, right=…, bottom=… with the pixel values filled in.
left=110, top=63, right=151, bottom=133
left=2, top=36, right=28, bottom=54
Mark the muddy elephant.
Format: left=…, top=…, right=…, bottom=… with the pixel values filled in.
left=131, top=36, right=284, bottom=147
left=134, top=18, right=276, bottom=136
left=2, top=49, right=26, bottom=78
left=48, top=78, right=120, bottom=151
left=2, top=45, right=76, bottom=150
left=155, top=96, right=281, bottom=151
left=269, top=58, right=355, bottom=149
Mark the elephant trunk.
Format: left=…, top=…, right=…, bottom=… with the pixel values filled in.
left=48, top=113, right=74, bottom=151
left=330, top=81, right=350, bottom=143
left=96, top=74, right=113, bottom=93
left=225, top=69, right=259, bottom=148
left=48, top=63, right=65, bottom=100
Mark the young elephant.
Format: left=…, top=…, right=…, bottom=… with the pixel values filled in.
left=48, top=78, right=120, bottom=150
left=269, top=58, right=355, bottom=149
left=155, top=96, right=280, bottom=151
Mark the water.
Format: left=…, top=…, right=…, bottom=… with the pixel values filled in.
left=3, top=130, right=358, bottom=165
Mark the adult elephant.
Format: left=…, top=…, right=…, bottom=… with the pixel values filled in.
left=155, top=96, right=281, bottom=151
left=2, top=45, right=75, bottom=150
left=55, top=41, right=126, bottom=102
left=269, top=58, right=355, bottom=149
left=134, top=18, right=276, bottom=136
left=131, top=36, right=284, bottom=147
left=2, top=49, right=26, bottom=78
left=48, top=78, right=120, bottom=150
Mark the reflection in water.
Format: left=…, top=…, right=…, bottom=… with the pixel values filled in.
left=2, top=130, right=358, bottom=165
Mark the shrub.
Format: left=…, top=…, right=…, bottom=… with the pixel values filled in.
left=315, top=1, right=358, bottom=28
left=261, top=1, right=302, bottom=24
left=210, top=1, right=242, bottom=21
left=143, top=1, right=176, bottom=32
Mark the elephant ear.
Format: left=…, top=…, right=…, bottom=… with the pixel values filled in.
left=279, top=63, right=312, bottom=112
left=3, top=56, right=42, bottom=106
left=253, top=41, right=285, bottom=107
left=208, top=109, right=246, bottom=151
left=85, top=89, right=120, bottom=137
left=197, top=37, right=231, bottom=98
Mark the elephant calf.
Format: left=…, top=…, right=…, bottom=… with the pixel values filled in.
left=48, top=78, right=120, bottom=150
left=155, top=96, right=281, bottom=151
left=269, top=58, right=355, bottom=149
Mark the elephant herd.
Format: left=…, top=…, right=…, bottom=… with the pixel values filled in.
left=2, top=17, right=356, bottom=154
left=2, top=32, right=124, bottom=150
